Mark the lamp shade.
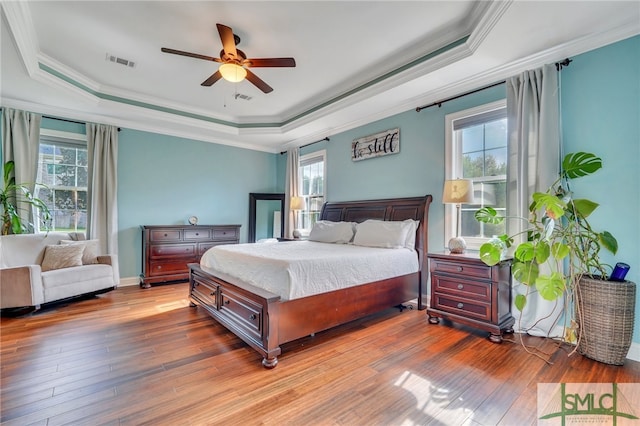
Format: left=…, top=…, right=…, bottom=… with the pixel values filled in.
left=442, top=179, right=474, bottom=204
left=219, top=63, right=247, bottom=82
left=290, top=196, right=305, bottom=211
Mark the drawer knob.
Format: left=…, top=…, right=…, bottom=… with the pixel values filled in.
left=457, top=284, right=464, bottom=290
left=249, top=314, right=257, bottom=321
left=224, top=299, right=230, bottom=305
left=164, top=233, right=168, bottom=237
left=195, top=233, right=199, bottom=236
left=457, top=266, right=463, bottom=272
left=210, top=291, right=215, bottom=296
left=457, top=302, right=464, bottom=309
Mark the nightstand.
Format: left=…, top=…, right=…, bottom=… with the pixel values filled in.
left=427, top=251, right=514, bottom=343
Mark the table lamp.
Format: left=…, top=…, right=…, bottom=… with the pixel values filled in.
left=290, top=196, right=305, bottom=238
left=442, top=178, right=474, bottom=253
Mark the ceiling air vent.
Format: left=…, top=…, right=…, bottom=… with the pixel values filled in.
left=105, top=53, right=135, bottom=68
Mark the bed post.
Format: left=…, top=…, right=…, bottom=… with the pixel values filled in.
left=418, top=194, right=432, bottom=310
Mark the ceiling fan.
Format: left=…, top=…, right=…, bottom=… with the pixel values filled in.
left=161, top=23, right=296, bottom=94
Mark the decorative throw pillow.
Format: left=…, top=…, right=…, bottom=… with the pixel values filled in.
left=59, top=239, right=100, bottom=264
left=308, top=221, right=355, bottom=244
left=41, top=244, right=84, bottom=272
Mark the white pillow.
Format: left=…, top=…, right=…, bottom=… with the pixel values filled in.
left=59, top=239, right=100, bottom=264
left=308, top=221, right=355, bottom=244
left=353, top=219, right=417, bottom=249
left=404, top=219, right=419, bottom=249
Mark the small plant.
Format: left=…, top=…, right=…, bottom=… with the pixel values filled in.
left=1, top=160, right=51, bottom=235
left=475, top=152, right=617, bottom=354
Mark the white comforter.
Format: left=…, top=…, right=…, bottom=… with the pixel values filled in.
left=199, top=240, right=419, bottom=300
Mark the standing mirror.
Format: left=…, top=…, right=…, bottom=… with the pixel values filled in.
left=249, top=193, right=285, bottom=243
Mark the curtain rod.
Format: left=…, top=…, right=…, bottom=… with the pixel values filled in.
left=416, top=58, right=572, bottom=112
left=43, top=115, right=121, bottom=132
left=280, top=137, right=330, bottom=155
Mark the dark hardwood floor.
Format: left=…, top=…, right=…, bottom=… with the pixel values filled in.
left=1, top=285, right=639, bottom=425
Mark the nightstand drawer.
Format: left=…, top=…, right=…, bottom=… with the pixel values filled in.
left=432, top=275, right=491, bottom=302
left=430, top=258, right=492, bottom=280
left=433, top=292, right=491, bottom=322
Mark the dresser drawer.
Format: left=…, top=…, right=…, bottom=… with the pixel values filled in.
left=150, top=244, right=196, bottom=258
left=432, top=292, right=491, bottom=322
left=214, top=228, right=238, bottom=240
left=184, top=229, right=211, bottom=240
left=150, top=229, right=182, bottom=242
left=430, top=258, right=492, bottom=280
left=432, top=275, right=491, bottom=303
left=218, top=286, right=263, bottom=340
left=148, top=260, right=192, bottom=277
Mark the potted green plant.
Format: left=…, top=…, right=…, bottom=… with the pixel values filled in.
left=1, top=160, right=51, bottom=235
left=475, top=152, right=635, bottom=364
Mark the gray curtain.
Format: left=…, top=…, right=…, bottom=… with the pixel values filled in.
left=86, top=123, right=118, bottom=255
left=506, top=63, right=561, bottom=336
left=284, top=147, right=299, bottom=239
left=1, top=108, right=42, bottom=230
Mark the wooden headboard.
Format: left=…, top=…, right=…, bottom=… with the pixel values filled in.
left=319, top=194, right=433, bottom=308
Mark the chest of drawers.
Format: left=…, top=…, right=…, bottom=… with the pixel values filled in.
left=427, top=252, right=514, bottom=343
left=140, top=224, right=240, bottom=288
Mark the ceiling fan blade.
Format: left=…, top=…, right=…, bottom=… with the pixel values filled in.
left=216, top=23, right=238, bottom=60
left=244, top=58, right=296, bottom=68
left=245, top=69, right=273, bottom=93
left=161, top=47, right=221, bottom=63
left=201, top=71, right=223, bottom=86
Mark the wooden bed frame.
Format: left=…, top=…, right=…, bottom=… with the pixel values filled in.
left=188, top=194, right=432, bottom=368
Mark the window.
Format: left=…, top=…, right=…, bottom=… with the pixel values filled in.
left=445, top=100, right=507, bottom=250
left=297, top=150, right=326, bottom=231
left=35, top=130, right=88, bottom=233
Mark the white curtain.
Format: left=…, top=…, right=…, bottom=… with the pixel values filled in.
left=1, top=108, right=42, bottom=231
left=86, top=123, right=118, bottom=255
left=284, top=148, right=299, bottom=239
left=506, top=63, right=561, bottom=337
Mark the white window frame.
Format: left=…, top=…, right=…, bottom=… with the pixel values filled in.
left=444, top=99, right=506, bottom=250
left=36, top=129, right=88, bottom=233
left=297, top=149, right=326, bottom=232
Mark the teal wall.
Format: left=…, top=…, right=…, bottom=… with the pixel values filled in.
left=561, top=35, right=640, bottom=342
left=117, top=130, right=280, bottom=278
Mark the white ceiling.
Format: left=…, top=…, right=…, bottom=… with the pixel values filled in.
left=2, top=1, right=639, bottom=153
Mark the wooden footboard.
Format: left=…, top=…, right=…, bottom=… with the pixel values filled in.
left=189, top=263, right=417, bottom=368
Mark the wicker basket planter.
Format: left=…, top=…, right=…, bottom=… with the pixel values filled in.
left=576, top=276, right=636, bottom=365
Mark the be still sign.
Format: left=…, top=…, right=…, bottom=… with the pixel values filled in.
left=352, top=128, right=400, bottom=162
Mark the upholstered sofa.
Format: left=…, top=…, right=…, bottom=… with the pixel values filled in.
left=0, top=232, right=119, bottom=311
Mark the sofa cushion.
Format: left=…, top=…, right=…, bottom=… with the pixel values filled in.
left=59, top=239, right=99, bottom=264
left=41, top=244, right=84, bottom=272
left=41, top=264, right=114, bottom=288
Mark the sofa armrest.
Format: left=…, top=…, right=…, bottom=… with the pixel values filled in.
left=97, top=254, right=120, bottom=287
left=0, top=265, right=45, bottom=308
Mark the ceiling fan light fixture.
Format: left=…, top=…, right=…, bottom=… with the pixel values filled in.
left=219, top=63, right=247, bottom=82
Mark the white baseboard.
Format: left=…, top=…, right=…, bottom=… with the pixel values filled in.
left=627, top=341, right=640, bottom=362
left=118, top=276, right=140, bottom=287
